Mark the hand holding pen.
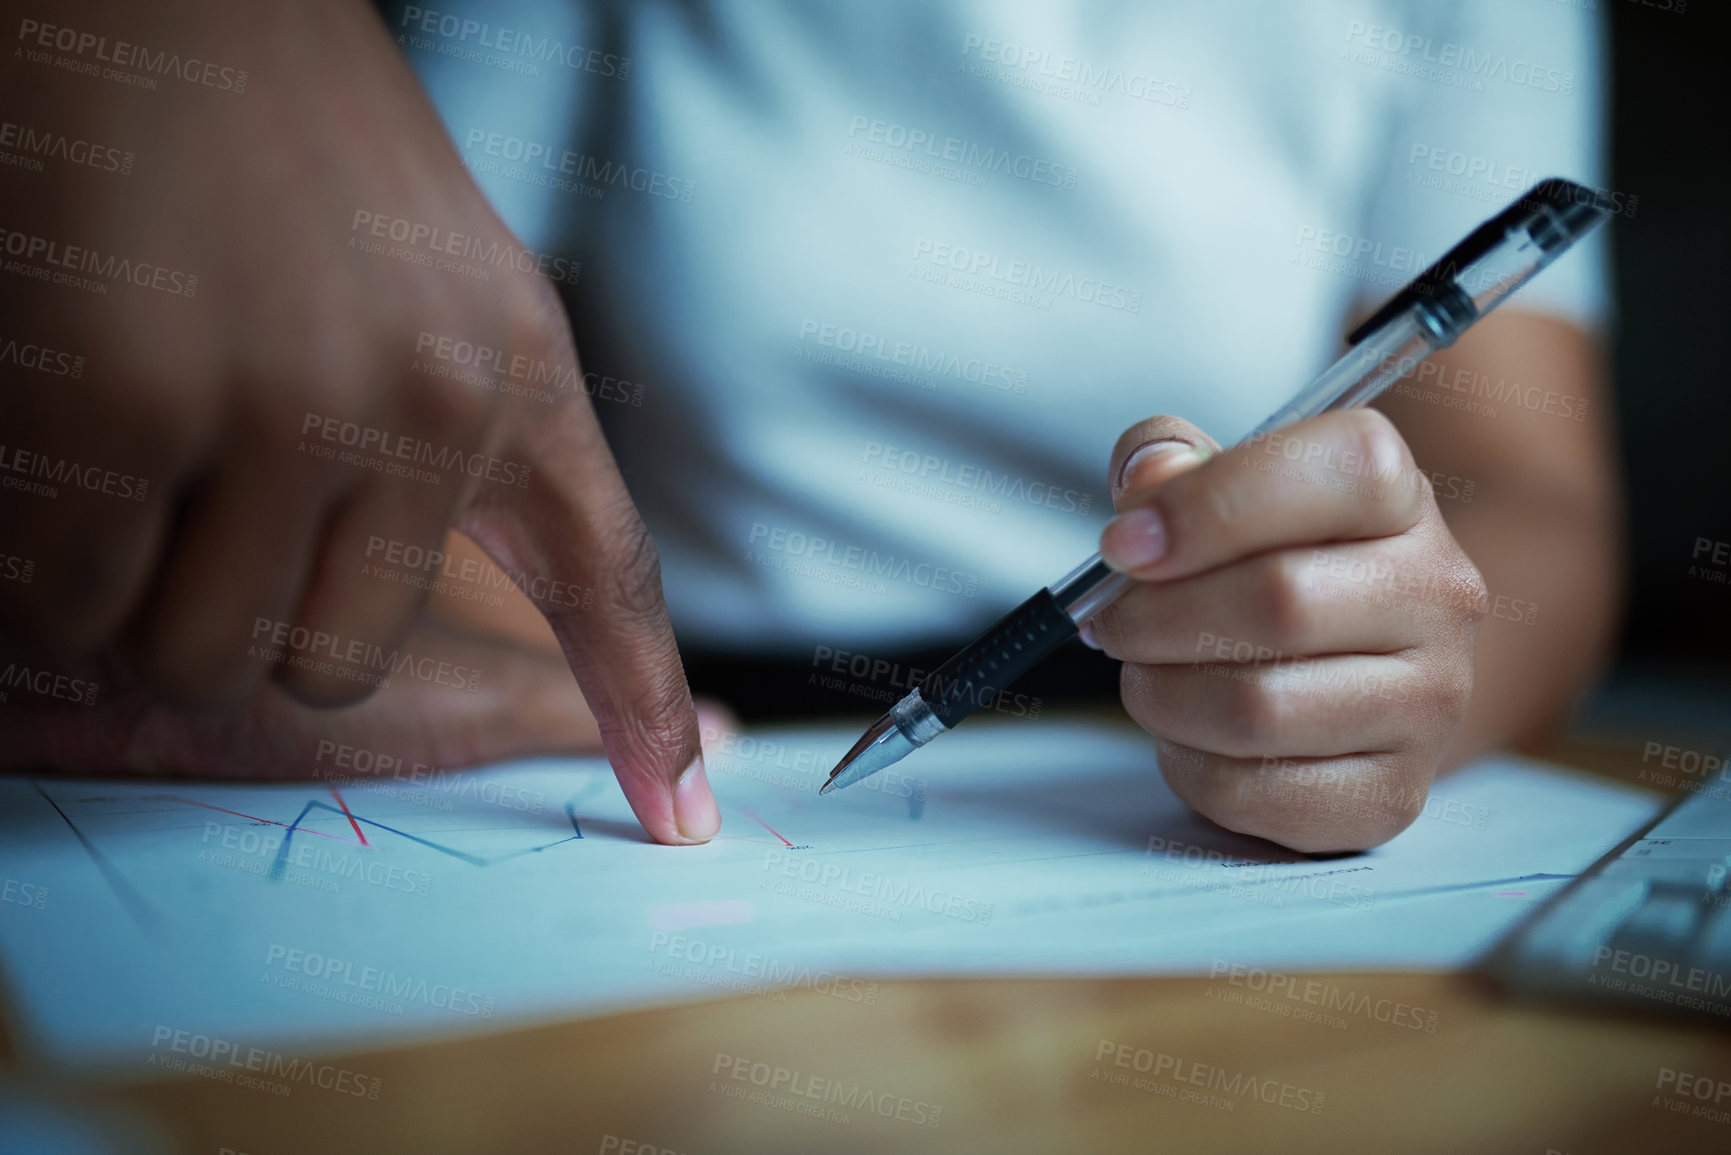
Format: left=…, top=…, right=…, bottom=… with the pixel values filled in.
left=825, top=180, right=1615, bottom=851
left=1077, top=405, right=1481, bottom=852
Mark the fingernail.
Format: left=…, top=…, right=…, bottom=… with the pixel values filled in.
left=1101, top=507, right=1167, bottom=572
left=1115, top=439, right=1199, bottom=497
left=673, top=756, right=721, bottom=843
left=1078, top=622, right=1103, bottom=651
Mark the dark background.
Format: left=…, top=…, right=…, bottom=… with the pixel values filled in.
left=1588, top=0, right=1731, bottom=744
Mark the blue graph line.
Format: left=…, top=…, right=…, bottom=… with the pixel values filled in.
left=31, top=782, right=596, bottom=923
left=269, top=798, right=586, bottom=880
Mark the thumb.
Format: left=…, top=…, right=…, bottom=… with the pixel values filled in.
left=460, top=399, right=719, bottom=846
left=1107, top=414, right=1221, bottom=511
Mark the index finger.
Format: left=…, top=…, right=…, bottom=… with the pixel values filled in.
left=1100, top=408, right=1429, bottom=583
left=458, top=361, right=718, bottom=847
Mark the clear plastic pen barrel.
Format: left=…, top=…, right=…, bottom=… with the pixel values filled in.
left=1054, top=186, right=1613, bottom=629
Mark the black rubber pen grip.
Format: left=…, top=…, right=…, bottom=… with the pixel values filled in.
left=916, top=588, right=1079, bottom=729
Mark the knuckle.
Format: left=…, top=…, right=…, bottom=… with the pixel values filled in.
left=382, top=309, right=498, bottom=439
left=1450, top=561, right=1491, bottom=626
left=601, top=517, right=668, bottom=620
left=1428, top=654, right=1476, bottom=723
left=284, top=347, right=370, bottom=415
left=1417, top=545, right=1490, bottom=630
left=1223, top=676, right=1292, bottom=752
left=1157, top=469, right=1235, bottom=557
left=595, top=667, right=697, bottom=784
left=606, top=669, right=692, bottom=753
left=1257, top=555, right=1314, bottom=644
left=499, top=277, right=575, bottom=362
left=250, top=376, right=364, bottom=458
left=134, top=636, right=259, bottom=710
left=393, top=347, right=496, bottom=440
left=1192, top=469, right=1243, bottom=533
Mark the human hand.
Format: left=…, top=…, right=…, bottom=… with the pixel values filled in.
left=1085, top=411, right=1486, bottom=852
left=0, top=0, right=717, bottom=842
left=0, top=609, right=737, bottom=812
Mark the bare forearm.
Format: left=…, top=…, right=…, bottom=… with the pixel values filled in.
left=1375, top=311, right=1623, bottom=767
left=1435, top=485, right=1622, bottom=766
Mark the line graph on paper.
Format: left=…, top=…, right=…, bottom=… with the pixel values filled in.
left=23, top=763, right=837, bottom=932
left=0, top=736, right=942, bottom=1066
left=26, top=772, right=596, bottom=930
left=0, top=724, right=1663, bottom=1071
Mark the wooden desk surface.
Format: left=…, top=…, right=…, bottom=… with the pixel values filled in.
left=5, top=735, right=1730, bottom=1154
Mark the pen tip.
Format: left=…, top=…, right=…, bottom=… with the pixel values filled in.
left=823, top=712, right=919, bottom=796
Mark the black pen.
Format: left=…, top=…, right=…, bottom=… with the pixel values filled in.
left=822, top=178, right=1614, bottom=795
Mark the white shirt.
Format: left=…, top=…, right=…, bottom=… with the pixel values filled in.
left=398, top=0, right=1609, bottom=652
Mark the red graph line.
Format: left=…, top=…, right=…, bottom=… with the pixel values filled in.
left=741, top=806, right=793, bottom=848
left=160, top=795, right=355, bottom=844
left=328, top=787, right=369, bottom=847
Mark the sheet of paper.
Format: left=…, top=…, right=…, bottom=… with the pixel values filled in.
left=0, top=721, right=1658, bottom=1071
